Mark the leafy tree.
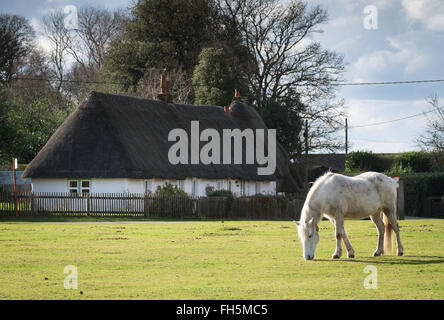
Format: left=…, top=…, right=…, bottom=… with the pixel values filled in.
left=192, top=47, right=248, bottom=106
left=3, top=95, right=67, bottom=164
left=256, top=94, right=305, bottom=154
left=0, top=84, right=16, bottom=164
left=104, top=0, right=219, bottom=92
left=0, top=14, right=34, bottom=83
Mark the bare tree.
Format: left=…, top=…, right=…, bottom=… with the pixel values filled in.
left=42, top=7, right=128, bottom=100
left=42, top=10, right=72, bottom=91
left=217, top=0, right=344, bottom=105
left=217, top=0, right=347, bottom=154
left=417, top=95, right=444, bottom=152
left=68, top=7, right=128, bottom=73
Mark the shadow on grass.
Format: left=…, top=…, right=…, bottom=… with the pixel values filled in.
left=314, top=255, right=444, bottom=265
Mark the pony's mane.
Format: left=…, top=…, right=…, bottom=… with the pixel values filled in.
left=301, top=171, right=334, bottom=219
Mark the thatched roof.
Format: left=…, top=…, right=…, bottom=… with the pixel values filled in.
left=23, top=91, right=301, bottom=192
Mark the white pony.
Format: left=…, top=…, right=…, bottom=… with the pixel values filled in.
left=295, top=171, right=404, bottom=260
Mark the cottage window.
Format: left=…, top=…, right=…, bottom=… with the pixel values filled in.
left=81, top=181, right=90, bottom=194
left=216, top=180, right=223, bottom=190
left=69, top=181, right=78, bottom=194
left=69, top=180, right=90, bottom=194
left=178, top=180, right=185, bottom=191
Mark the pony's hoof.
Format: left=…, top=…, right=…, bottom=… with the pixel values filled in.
left=348, top=254, right=355, bottom=259
left=332, top=254, right=340, bottom=259
left=373, top=251, right=381, bottom=257
left=397, top=252, right=403, bottom=256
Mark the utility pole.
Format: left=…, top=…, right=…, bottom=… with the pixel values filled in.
left=345, top=118, right=348, bottom=156
left=12, top=158, right=18, bottom=217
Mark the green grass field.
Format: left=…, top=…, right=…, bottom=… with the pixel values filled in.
left=0, top=218, right=443, bottom=299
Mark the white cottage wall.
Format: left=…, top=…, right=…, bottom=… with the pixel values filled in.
left=31, top=177, right=277, bottom=197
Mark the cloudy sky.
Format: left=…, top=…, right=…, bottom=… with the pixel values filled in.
left=1, top=0, right=443, bottom=153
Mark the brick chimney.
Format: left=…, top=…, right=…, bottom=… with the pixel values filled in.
left=157, top=74, right=173, bottom=103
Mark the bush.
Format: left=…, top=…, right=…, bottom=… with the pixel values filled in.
left=386, top=161, right=414, bottom=176
left=390, top=152, right=432, bottom=173
left=155, top=182, right=188, bottom=197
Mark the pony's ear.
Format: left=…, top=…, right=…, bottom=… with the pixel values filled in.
left=306, top=218, right=314, bottom=225
left=293, top=220, right=300, bottom=226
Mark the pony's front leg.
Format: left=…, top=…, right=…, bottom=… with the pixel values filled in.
left=332, top=217, right=344, bottom=259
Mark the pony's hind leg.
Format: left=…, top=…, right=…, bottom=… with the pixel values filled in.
left=342, top=226, right=355, bottom=258
left=385, top=207, right=404, bottom=256
left=370, top=212, right=385, bottom=256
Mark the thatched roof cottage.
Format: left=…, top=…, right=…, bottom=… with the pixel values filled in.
left=22, top=91, right=301, bottom=196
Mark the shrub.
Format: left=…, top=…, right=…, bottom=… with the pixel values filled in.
left=155, top=182, right=188, bottom=197
left=390, top=152, right=432, bottom=173
left=386, top=161, right=413, bottom=176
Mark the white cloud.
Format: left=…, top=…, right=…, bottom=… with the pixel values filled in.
left=402, top=0, right=444, bottom=31
left=350, top=34, right=431, bottom=81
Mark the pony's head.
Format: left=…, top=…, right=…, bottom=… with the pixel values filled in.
left=295, top=218, right=319, bottom=260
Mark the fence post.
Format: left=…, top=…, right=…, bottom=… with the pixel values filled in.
left=30, top=192, right=35, bottom=215
left=86, top=193, right=90, bottom=217
left=144, top=195, right=149, bottom=217
left=397, top=179, right=405, bottom=220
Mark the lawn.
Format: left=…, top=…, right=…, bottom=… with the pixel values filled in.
left=0, top=218, right=443, bottom=299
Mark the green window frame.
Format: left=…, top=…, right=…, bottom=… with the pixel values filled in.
left=68, top=180, right=91, bottom=194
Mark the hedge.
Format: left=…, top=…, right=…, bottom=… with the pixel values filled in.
left=402, top=172, right=444, bottom=217
left=345, top=151, right=443, bottom=174
left=345, top=151, right=393, bottom=172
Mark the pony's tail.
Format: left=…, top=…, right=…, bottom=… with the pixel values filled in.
left=383, top=213, right=393, bottom=255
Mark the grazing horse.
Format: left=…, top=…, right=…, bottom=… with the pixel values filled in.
left=295, top=171, right=404, bottom=260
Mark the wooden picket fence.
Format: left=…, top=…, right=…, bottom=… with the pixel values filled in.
left=0, top=191, right=304, bottom=219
